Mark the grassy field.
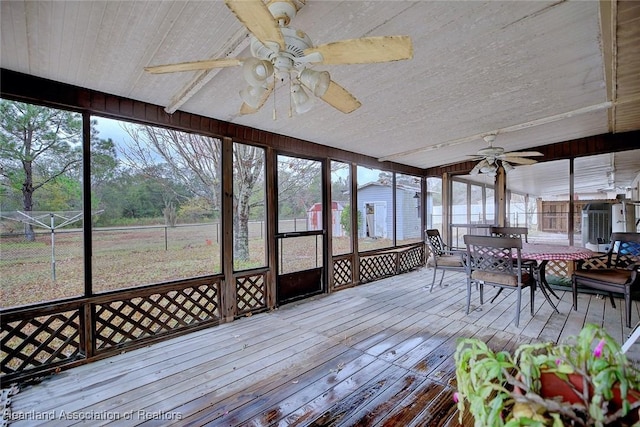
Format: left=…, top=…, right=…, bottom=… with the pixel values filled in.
left=1, top=225, right=228, bottom=308
left=1, top=223, right=418, bottom=309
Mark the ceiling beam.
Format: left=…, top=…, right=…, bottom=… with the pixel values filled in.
left=164, top=27, right=251, bottom=114
left=377, top=102, right=613, bottom=163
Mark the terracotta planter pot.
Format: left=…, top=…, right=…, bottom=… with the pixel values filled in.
left=538, top=371, right=585, bottom=404
left=537, top=372, right=639, bottom=424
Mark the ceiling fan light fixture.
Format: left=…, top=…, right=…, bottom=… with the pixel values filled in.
left=299, top=68, right=330, bottom=97
left=480, top=163, right=497, bottom=176
left=502, top=161, right=514, bottom=173
left=240, top=85, right=267, bottom=109
left=291, top=84, right=313, bottom=114
left=242, top=58, right=274, bottom=87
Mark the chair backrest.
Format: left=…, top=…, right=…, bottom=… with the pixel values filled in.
left=490, top=226, right=528, bottom=243
left=463, top=234, right=523, bottom=276
left=609, top=232, right=640, bottom=269
left=425, top=229, right=446, bottom=256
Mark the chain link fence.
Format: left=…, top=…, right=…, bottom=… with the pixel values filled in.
left=1, top=218, right=309, bottom=307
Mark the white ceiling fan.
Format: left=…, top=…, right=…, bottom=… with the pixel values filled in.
left=598, top=156, right=632, bottom=194
left=468, top=134, right=543, bottom=176
left=145, top=0, right=413, bottom=116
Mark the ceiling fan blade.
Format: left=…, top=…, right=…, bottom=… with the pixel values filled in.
left=303, top=35, right=413, bottom=65
left=240, top=103, right=258, bottom=115
left=501, top=156, right=538, bottom=165
left=320, top=80, right=361, bottom=114
left=239, top=82, right=274, bottom=115
left=145, top=58, right=242, bottom=74
left=503, top=151, right=544, bottom=157
left=224, top=0, right=285, bottom=49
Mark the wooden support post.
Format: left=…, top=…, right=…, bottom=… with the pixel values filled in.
left=568, top=158, right=575, bottom=246
left=442, top=172, right=451, bottom=246
left=265, top=147, right=278, bottom=307
left=351, top=163, right=360, bottom=285
left=221, top=137, right=236, bottom=322
left=324, top=159, right=333, bottom=293
left=496, top=165, right=507, bottom=227
left=81, top=112, right=94, bottom=358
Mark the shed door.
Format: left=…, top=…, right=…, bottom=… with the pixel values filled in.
left=365, top=201, right=387, bottom=238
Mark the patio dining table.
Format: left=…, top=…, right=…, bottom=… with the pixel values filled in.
left=520, top=243, right=595, bottom=313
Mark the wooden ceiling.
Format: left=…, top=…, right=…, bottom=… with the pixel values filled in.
left=1, top=1, right=639, bottom=194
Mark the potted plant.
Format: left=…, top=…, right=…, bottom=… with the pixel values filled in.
left=454, top=323, right=640, bottom=426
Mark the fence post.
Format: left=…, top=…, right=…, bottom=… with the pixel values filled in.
left=165, top=226, right=168, bottom=251
left=50, top=214, right=56, bottom=281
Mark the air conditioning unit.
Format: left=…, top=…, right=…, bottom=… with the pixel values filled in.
left=581, top=203, right=611, bottom=247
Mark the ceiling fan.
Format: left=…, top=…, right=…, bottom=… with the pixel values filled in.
left=145, top=0, right=413, bottom=116
left=598, top=157, right=632, bottom=194
left=468, top=134, right=543, bottom=176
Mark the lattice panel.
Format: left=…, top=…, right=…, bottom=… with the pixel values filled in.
left=95, top=283, right=219, bottom=351
left=360, top=253, right=397, bottom=283
left=332, top=258, right=352, bottom=288
left=1, top=311, right=82, bottom=376
left=236, top=274, right=266, bottom=314
left=399, top=246, right=424, bottom=273
left=545, top=260, right=570, bottom=278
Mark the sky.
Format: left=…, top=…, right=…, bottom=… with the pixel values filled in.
left=93, top=115, right=398, bottom=185
left=94, top=116, right=131, bottom=146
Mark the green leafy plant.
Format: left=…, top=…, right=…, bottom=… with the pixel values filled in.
left=454, top=323, right=640, bottom=426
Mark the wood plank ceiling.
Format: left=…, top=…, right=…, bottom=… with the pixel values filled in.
left=1, top=1, right=639, bottom=194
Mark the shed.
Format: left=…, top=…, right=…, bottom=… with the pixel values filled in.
left=307, top=201, right=345, bottom=236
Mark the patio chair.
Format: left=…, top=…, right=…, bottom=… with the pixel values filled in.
left=489, top=226, right=538, bottom=302
left=572, top=232, right=640, bottom=328
left=490, top=226, right=529, bottom=243
left=425, top=229, right=466, bottom=292
left=464, top=234, right=535, bottom=327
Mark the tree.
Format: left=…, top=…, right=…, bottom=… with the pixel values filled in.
left=233, top=144, right=265, bottom=261
left=120, top=124, right=265, bottom=262
left=119, top=124, right=221, bottom=227
left=0, top=100, right=82, bottom=240
left=340, top=204, right=363, bottom=237
left=277, top=156, right=322, bottom=218
left=89, top=135, right=118, bottom=189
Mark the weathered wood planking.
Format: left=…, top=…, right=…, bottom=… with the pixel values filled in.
left=8, top=270, right=639, bottom=427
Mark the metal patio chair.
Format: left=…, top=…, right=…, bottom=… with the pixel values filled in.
left=572, top=232, right=640, bottom=328
left=490, top=226, right=529, bottom=243
left=489, top=226, right=542, bottom=302
left=464, top=234, right=536, bottom=327
left=425, top=229, right=466, bottom=292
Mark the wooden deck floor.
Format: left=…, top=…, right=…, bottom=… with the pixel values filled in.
left=6, top=268, right=640, bottom=426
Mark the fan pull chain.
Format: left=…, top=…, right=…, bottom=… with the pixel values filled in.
left=288, top=73, right=293, bottom=118
left=272, top=73, right=277, bottom=121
